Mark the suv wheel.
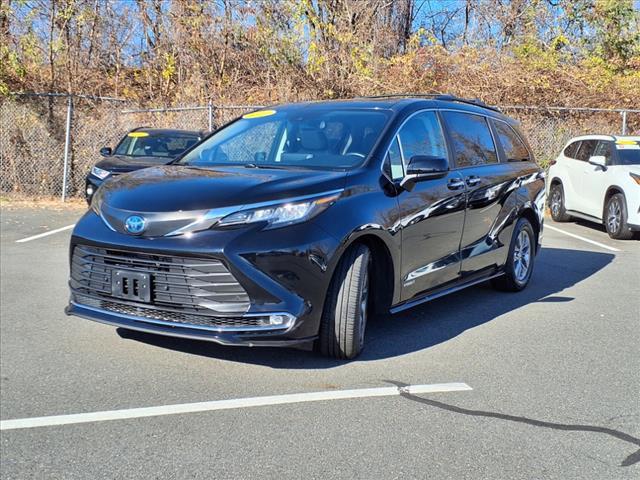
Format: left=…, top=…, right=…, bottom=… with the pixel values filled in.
left=549, top=183, right=571, bottom=222
left=318, top=244, right=371, bottom=359
left=605, top=193, right=633, bottom=240
left=492, top=217, right=536, bottom=292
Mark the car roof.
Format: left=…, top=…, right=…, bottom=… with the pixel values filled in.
left=566, top=134, right=640, bottom=143
left=132, top=128, right=202, bottom=136
left=268, top=96, right=513, bottom=122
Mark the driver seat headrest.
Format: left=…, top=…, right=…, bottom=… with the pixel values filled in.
left=298, top=128, right=328, bottom=151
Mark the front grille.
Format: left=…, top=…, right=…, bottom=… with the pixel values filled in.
left=70, top=245, right=250, bottom=320
left=73, top=293, right=268, bottom=328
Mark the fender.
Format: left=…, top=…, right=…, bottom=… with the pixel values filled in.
left=329, top=223, right=402, bottom=307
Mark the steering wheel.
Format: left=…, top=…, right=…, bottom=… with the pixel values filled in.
left=345, top=152, right=365, bottom=158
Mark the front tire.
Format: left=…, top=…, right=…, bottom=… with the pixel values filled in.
left=492, top=218, right=536, bottom=292
left=549, top=183, right=571, bottom=222
left=605, top=193, right=633, bottom=240
left=318, top=244, right=371, bottom=359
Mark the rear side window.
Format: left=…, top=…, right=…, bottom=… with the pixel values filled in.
left=397, top=111, right=448, bottom=161
left=494, top=121, right=530, bottom=161
left=574, top=140, right=598, bottom=162
left=563, top=141, right=580, bottom=159
left=442, top=112, right=498, bottom=167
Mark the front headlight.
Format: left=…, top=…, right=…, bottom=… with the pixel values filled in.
left=91, top=166, right=111, bottom=180
left=216, top=192, right=341, bottom=229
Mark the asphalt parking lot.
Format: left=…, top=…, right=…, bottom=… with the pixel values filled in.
left=1, top=205, right=639, bottom=479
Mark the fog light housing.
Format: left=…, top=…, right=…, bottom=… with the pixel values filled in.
left=86, top=185, right=94, bottom=196
left=245, top=313, right=296, bottom=328
left=267, top=313, right=295, bottom=326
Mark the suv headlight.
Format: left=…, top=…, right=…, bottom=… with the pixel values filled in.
left=216, top=192, right=341, bottom=229
left=91, top=166, right=111, bottom=180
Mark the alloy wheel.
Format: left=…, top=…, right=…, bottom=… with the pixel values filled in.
left=550, top=189, right=561, bottom=217
left=607, top=200, right=621, bottom=234
left=513, top=230, right=531, bottom=283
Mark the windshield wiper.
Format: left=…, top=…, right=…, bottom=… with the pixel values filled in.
left=243, top=163, right=292, bottom=170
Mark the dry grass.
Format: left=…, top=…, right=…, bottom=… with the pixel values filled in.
left=0, top=195, right=87, bottom=211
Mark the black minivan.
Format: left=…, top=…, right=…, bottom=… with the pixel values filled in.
left=67, top=95, right=545, bottom=359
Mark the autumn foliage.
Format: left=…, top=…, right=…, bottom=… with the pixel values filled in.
left=1, top=0, right=639, bottom=107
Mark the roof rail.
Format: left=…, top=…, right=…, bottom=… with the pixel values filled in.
left=357, top=93, right=501, bottom=113
left=358, top=93, right=442, bottom=100
left=434, top=94, right=501, bottom=113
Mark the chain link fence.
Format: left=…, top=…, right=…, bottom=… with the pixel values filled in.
left=1, top=93, right=638, bottom=200
left=500, top=106, right=639, bottom=167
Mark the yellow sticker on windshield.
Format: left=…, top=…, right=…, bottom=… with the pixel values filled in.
left=243, top=109, right=276, bottom=119
left=128, top=131, right=149, bottom=138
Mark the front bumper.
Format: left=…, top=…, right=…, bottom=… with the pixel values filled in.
left=65, top=302, right=315, bottom=347
left=66, top=209, right=340, bottom=346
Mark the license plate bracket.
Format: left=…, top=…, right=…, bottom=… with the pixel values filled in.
left=111, top=270, right=151, bottom=302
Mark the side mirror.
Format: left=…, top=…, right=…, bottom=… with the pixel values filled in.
left=400, top=155, right=449, bottom=190
left=588, top=155, right=607, bottom=170
left=100, top=147, right=112, bottom=157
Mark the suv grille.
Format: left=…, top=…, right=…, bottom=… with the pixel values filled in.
left=70, top=245, right=250, bottom=319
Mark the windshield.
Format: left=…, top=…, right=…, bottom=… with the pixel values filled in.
left=178, top=108, right=390, bottom=170
left=616, top=147, right=640, bottom=165
left=114, top=132, right=200, bottom=158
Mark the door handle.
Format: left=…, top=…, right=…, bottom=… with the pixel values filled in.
left=447, top=178, right=465, bottom=190
left=466, top=175, right=481, bottom=186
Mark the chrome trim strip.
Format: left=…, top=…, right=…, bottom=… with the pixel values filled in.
left=70, top=301, right=296, bottom=333
left=95, top=189, right=344, bottom=238
left=391, top=272, right=504, bottom=314
left=405, top=262, right=447, bottom=283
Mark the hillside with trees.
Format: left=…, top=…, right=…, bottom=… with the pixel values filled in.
left=1, top=0, right=639, bottom=107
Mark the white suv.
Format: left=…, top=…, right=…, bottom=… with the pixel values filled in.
left=547, top=135, right=640, bottom=239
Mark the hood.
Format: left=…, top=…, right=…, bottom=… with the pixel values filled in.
left=98, top=165, right=347, bottom=212
left=96, top=155, right=173, bottom=173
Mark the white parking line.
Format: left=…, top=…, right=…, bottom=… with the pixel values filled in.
left=545, top=225, right=621, bottom=252
left=0, top=383, right=472, bottom=431
left=15, top=224, right=75, bottom=243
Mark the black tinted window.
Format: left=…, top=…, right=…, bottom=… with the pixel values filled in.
left=442, top=112, right=497, bottom=167
left=115, top=133, right=199, bottom=158
left=615, top=140, right=640, bottom=165
left=494, top=121, right=529, bottom=161
left=386, top=137, right=404, bottom=180
left=397, top=111, right=447, bottom=161
left=563, top=141, right=580, bottom=159
left=180, top=109, right=390, bottom=170
left=575, top=140, right=598, bottom=161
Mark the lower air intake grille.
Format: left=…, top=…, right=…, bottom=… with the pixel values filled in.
left=73, top=294, right=267, bottom=328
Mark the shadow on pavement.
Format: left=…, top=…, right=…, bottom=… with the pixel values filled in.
left=118, top=246, right=614, bottom=367
left=385, top=379, right=640, bottom=468
left=569, top=218, right=640, bottom=240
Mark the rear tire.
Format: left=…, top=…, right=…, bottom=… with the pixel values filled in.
left=318, top=244, right=371, bottom=359
left=549, top=183, right=571, bottom=222
left=604, top=193, right=633, bottom=240
left=492, top=218, right=536, bottom=292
